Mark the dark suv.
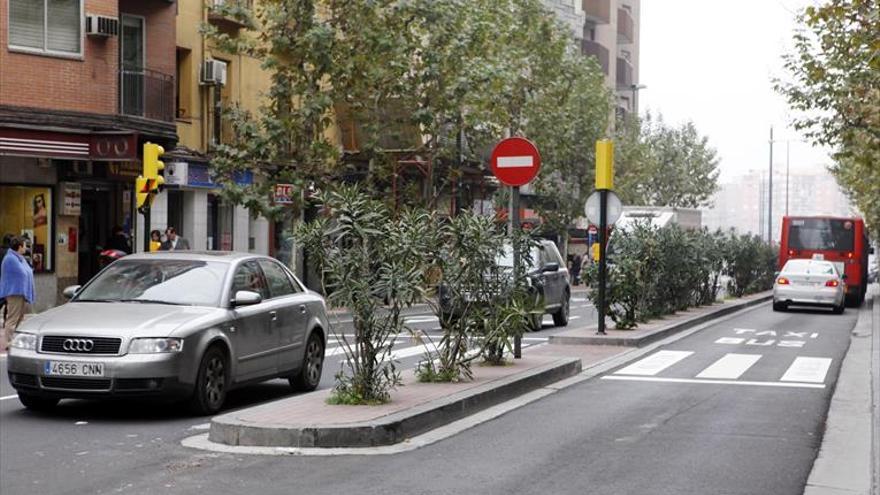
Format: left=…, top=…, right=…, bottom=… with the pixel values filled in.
left=519, top=239, right=571, bottom=329
left=439, top=239, right=571, bottom=330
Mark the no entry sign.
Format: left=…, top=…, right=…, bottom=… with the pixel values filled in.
left=490, top=137, right=541, bottom=187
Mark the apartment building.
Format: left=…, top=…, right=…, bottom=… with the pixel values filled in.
left=578, top=0, right=641, bottom=116
left=0, top=0, right=177, bottom=310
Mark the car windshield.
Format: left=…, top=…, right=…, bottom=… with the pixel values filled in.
left=74, top=259, right=228, bottom=307
left=788, top=218, right=854, bottom=251
left=782, top=259, right=836, bottom=275
left=496, top=246, right=541, bottom=270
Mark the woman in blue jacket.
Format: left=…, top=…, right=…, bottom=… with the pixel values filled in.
left=0, top=237, right=35, bottom=351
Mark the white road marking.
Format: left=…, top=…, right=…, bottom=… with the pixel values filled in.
left=602, top=375, right=825, bottom=389
left=715, top=337, right=745, bottom=345
left=696, top=353, right=762, bottom=379
left=404, top=316, right=439, bottom=324
left=572, top=297, right=587, bottom=302
left=0, top=395, right=18, bottom=401
left=780, top=357, right=832, bottom=383
left=497, top=156, right=534, bottom=168
left=569, top=315, right=581, bottom=321
left=613, top=350, right=694, bottom=376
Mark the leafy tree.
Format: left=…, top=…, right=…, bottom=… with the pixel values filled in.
left=776, top=0, right=880, bottom=234
left=204, top=0, right=341, bottom=219
left=613, top=114, right=720, bottom=209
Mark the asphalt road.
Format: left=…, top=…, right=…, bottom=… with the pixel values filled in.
left=0, top=299, right=857, bottom=495
left=0, top=295, right=595, bottom=494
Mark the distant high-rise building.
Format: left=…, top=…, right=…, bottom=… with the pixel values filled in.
left=544, top=0, right=641, bottom=116
left=704, top=168, right=855, bottom=241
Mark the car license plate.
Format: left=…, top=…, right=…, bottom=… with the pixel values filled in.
left=44, top=361, right=105, bottom=377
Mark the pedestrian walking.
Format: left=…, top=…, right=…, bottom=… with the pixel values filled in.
left=571, top=253, right=582, bottom=286
left=160, top=227, right=191, bottom=251
left=0, top=236, right=36, bottom=351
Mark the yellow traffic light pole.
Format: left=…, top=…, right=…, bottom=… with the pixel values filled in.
left=595, top=139, right=614, bottom=336
left=138, top=142, right=165, bottom=252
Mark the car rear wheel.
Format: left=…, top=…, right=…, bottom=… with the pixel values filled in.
left=290, top=332, right=324, bottom=392
left=18, top=393, right=59, bottom=411
left=552, top=294, right=570, bottom=327
left=772, top=301, right=786, bottom=312
left=832, top=302, right=845, bottom=314
left=188, top=346, right=229, bottom=416
left=527, top=312, right=543, bottom=332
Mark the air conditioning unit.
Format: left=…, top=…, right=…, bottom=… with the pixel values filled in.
left=201, top=60, right=228, bottom=86
left=86, top=15, right=119, bottom=37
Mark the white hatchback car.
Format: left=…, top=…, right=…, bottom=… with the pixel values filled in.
left=773, top=259, right=846, bottom=314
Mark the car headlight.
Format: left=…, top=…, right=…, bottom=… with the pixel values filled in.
left=128, top=338, right=184, bottom=354
left=10, top=332, right=37, bottom=351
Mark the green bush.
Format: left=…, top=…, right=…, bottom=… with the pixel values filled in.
left=585, top=224, right=777, bottom=329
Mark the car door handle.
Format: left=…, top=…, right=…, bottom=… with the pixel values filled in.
left=299, top=305, right=307, bottom=314
left=269, top=311, right=278, bottom=321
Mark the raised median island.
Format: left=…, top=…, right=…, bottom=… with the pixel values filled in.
left=208, top=356, right=581, bottom=449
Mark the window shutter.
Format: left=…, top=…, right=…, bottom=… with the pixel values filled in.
left=9, top=0, right=45, bottom=49
left=47, top=0, right=81, bottom=54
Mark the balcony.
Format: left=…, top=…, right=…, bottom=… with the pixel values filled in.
left=616, top=57, right=633, bottom=89
left=208, top=0, right=253, bottom=30
left=119, top=68, right=175, bottom=123
left=582, top=0, right=611, bottom=24
left=581, top=40, right=610, bottom=75
left=617, top=7, right=634, bottom=44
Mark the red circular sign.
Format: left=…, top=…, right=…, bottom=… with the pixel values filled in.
left=490, top=137, right=541, bottom=187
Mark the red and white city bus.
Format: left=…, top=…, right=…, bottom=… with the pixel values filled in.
left=779, top=216, right=871, bottom=306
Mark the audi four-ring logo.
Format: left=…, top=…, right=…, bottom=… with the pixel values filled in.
left=63, top=339, right=94, bottom=352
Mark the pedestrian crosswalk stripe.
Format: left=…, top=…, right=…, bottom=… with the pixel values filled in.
left=614, top=350, right=694, bottom=376
left=780, top=357, right=832, bottom=383
left=602, top=376, right=825, bottom=389
left=696, top=353, right=762, bottom=380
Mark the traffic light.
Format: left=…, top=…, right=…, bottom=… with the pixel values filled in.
left=135, top=176, right=151, bottom=211
left=143, top=142, right=165, bottom=193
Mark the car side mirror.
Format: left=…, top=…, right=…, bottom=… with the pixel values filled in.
left=774, top=271, right=780, bottom=278
left=841, top=274, right=848, bottom=280
left=232, top=290, right=262, bottom=307
left=62, top=285, right=82, bottom=299
left=542, top=262, right=560, bottom=273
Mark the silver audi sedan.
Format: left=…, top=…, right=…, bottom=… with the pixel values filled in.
left=7, top=252, right=329, bottom=415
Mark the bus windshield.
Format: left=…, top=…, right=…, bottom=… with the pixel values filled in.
left=788, top=218, right=854, bottom=251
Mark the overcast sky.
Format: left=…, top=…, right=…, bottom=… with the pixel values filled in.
left=638, top=0, right=833, bottom=182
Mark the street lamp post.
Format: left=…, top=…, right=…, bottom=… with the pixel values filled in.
left=629, top=84, right=647, bottom=114
left=768, top=127, right=773, bottom=243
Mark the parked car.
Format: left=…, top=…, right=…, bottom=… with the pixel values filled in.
left=773, top=258, right=845, bottom=314
left=7, top=252, right=329, bottom=415
left=439, top=239, right=571, bottom=330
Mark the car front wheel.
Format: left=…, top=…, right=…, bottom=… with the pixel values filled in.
left=552, top=294, right=570, bottom=327
left=18, top=393, right=59, bottom=411
left=290, top=332, right=324, bottom=392
left=188, top=346, right=229, bottom=416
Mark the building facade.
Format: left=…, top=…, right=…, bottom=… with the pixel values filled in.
left=703, top=168, right=855, bottom=241
left=578, top=0, right=641, bottom=116
left=0, top=0, right=177, bottom=311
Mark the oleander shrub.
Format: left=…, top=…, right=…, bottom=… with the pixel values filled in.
left=585, top=224, right=776, bottom=329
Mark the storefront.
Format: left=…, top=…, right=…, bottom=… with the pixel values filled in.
left=0, top=128, right=168, bottom=310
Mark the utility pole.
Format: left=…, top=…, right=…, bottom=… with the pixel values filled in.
left=768, top=126, right=774, bottom=243
left=785, top=141, right=790, bottom=216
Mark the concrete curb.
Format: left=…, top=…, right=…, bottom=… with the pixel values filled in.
left=209, top=357, right=581, bottom=448
left=803, top=285, right=876, bottom=495
left=548, top=293, right=773, bottom=347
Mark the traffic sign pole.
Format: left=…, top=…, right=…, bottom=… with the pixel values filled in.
left=594, top=139, right=614, bottom=336
left=143, top=206, right=151, bottom=253
left=597, top=189, right=607, bottom=335
left=491, top=137, right=541, bottom=361
left=511, top=185, right=522, bottom=359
